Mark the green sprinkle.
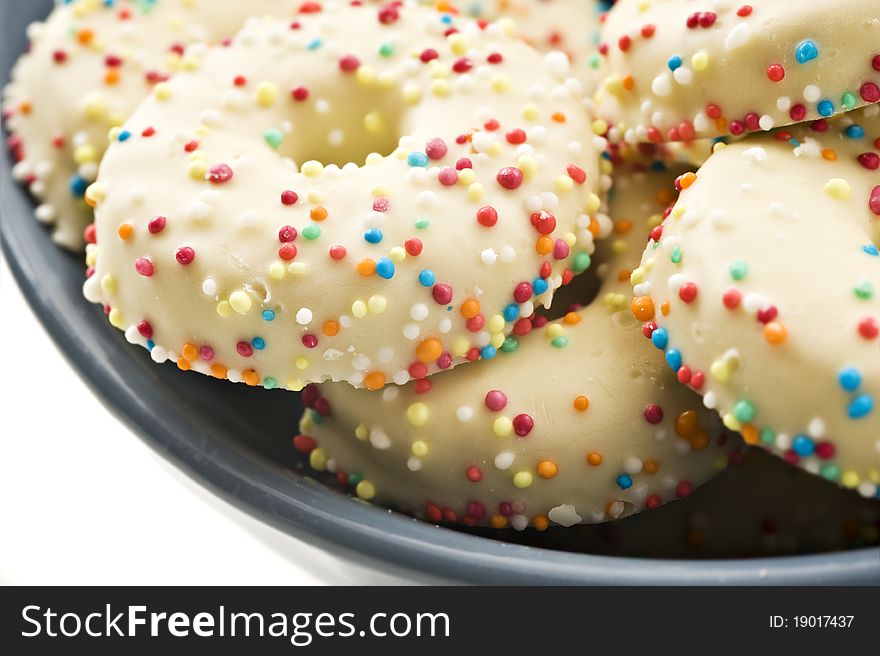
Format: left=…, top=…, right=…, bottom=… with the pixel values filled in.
left=501, top=336, right=519, bottom=353
left=840, top=91, right=857, bottom=109
left=379, top=42, right=395, bottom=57
left=854, top=278, right=874, bottom=300
left=588, top=53, right=601, bottom=70
left=759, top=427, right=775, bottom=446
left=819, top=463, right=840, bottom=482
left=732, top=399, right=756, bottom=423
left=310, top=409, right=325, bottom=425
left=347, top=473, right=363, bottom=487
left=262, top=377, right=277, bottom=390
left=264, top=128, right=284, bottom=150
left=572, top=252, right=592, bottom=273
left=302, top=223, right=321, bottom=240
left=415, top=218, right=430, bottom=230
left=671, top=246, right=681, bottom=264
left=729, top=259, right=749, bottom=281
left=551, top=336, right=568, bottom=348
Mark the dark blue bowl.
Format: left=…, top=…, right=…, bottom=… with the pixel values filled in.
left=3, top=0, right=877, bottom=584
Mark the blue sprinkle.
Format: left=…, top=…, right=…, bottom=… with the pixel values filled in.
left=532, top=277, right=549, bottom=295
left=503, top=303, right=520, bottom=322
left=261, top=309, right=276, bottom=322
left=616, top=474, right=633, bottom=490
left=816, top=99, right=834, bottom=117
left=440, top=13, right=453, bottom=24
left=117, top=130, right=131, bottom=142
left=252, top=337, right=266, bottom=351
left=480, top=345, right=497, bottom=360
left=795, top=39, right=819, bottom=64
left=364, top=228, right=383, bottom=244
left=375, top=257, right=395, bottom=279
left=667, top=55, right=682, bottom=71
left=146, top=339, right=155, bottom=350
left=791, top=435, right=815, bottom=457
left=306, top=38, right=323, bottom=50
left=848, top=395, right=874, bottom=419
left=665, top=348, right=682, bottom=372
left=651, top=327, right=668, bottom=350
left=649, top=159, right=668, bottom=172
left=863, top=244, right=879, bottom=256
left=407, top=152, right=429, bottom=167
left=69, top=175, right=88, bottom=197
left=838, top=366, right=862, bottom=392
left=844, top=124, right=865, bottom=139
left=418, top=270, right=435, bottom=287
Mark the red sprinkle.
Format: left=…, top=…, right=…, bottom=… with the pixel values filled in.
left=485, top=390, right=508, bottom=411
left=512, top=414, right=534, bottom=437
left=281, top=190, right=299, bottom=206
left=432, top=284, right=453, bottom=305
left=338, top=54, right=360, bottom=72
left=207, top=163, right=233, bottom=184
left=644, top=404, right=664, bottom=424
left=476, top=206, right=498, bottom=227
left=678, top=282, right=698, bottom=303
left=147, top=216, right=166, bottom=234
left=135, top=257, right=154, bottom=277
left=175, top=247, right=195, bottom=265
left=496, top=167, right=523, bottom=190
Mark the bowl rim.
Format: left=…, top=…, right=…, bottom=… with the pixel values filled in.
left=2, top=1, right=877, bottom=585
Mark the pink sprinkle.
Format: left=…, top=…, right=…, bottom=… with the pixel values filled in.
left=496, top=167, right=523, bottom=190
left=552, top=239, right=570, bottom=260
left=339, top=54, right=360, bottom=72
left=455, top=157, right=473, bottom=170
left=644, top=404, right=664, bottom=424
left=425, top=138, right=448, bottom=160
left=870, top=185, right=880, bottom=216
left=512, top=414, right=534, bottom=437
left=279, top=225, right=298, bottom=242
left=281, top=190, right=299, bottom=205
left=236, top=341, right=254, bottom=357
left=199, top=346, right=214, bottom=361
left=432, top=284, right=453, bottom=305
left=136, top=320, right=153, bottom=339
left=373, top=197, right=390, bottom=212
left=857, top=153, right=879, bottom=170
left=135, top=257, right=154, bottom=277
left=860, top=82, right=880, bottom=103
left=756, top=305, right=778, bottom=324
left=148, top=216, right=166, bottom=234
left=175, top=247, right=195, bottom=265
left=485, top=389, right=508, bottom=411
left=438, top=167, right=458, bottom=186
left=207, top=164, right=233, bottom=184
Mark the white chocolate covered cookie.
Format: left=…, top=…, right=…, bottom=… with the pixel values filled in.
left=294, top=165, right=740, bottom=529
left=3, top=0, right=302, bottom=250
left=83, top=3, right=606, bottom=390
left=631, top=106, right=880, bottom=498
left=594, top=0, right=880, bottom=144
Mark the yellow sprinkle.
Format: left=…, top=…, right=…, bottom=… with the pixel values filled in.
left=448, top=34, right=469, bottom=55
left=100, top=274, right=116, bottom=294
left=824, top=178, right=852, bottom=200
left=672, top=204, right=686, bottom=219
left=709, top=359, right=731, bottom=382
left=367, top=295, right=387, bottom=314
left=402, top=84, right=421, bottom=104
left=82, top=96, right=108, bottom=120
left=228, top=291, right=252, bottom=315
left=467, top=183, right=485, bottom=202
left=364, top=112, right=384, bottom=134
left=371, top=186, right=391, bottom=198
left=517, top=155, right=538, bottom=179
left=591, top=119, right=608, bottom=135
left=487, top=143, right=502, bottom=158
left=287, top=262, right=309, bottom=277
left=431, top=79, right=450, bottom=96
left=488, top=314, right=506, bottom=333
left=840, top=470, right=860, bottom=489
left=356, top=480, right=376, bottom=501
left=691, top=51, right=709, bottom=71
left=521, top=103, right=539, bottom=120
left=309, top=448, right=327, bottom=472
left=490, top=333, right=505, bottom=349
left=182, top=55, right=201, bottom=71
left=188, top=160, right=208, bottom=180
left=411, top=441, right=428, bottom=457
left=108, top=308, right=124, bottom=328
left=513, top=471, right=533, bottom=489
left=493, top=416, right=513, bottom=437
left=389, top=246, right=406, bottom=263
left=355, top=425, right=369, bottom=441
left=74, top=144, right=97, bottom=165
left=301, top=160, right=323, bottom=177
left=452, top=338, right=469, bottom=357
left=406, top=402, right=429, bottom=427
left=721, top=413, right=742, bottom=431
left=295, top=357, right=309, bottom=371
left=458, top=168, right=476, bottom=184
left=85, top=250, right=97, bottom=267
left=216, top=301, right=232, bottom=317
left=377, top=72, right=396, bottom=89
left=153, top=83, right=172, bottom=102
left=563, top=232, right=576, bottom=247
left=256, top=81, right=278, bottom=107
left=85, top=182, right=106, bottom=205
left=268, top=262, right=286, bottom=280
left=356, top=66, right=376, bottom=86
left=287, top=378, right=305, bottom=392
left=586, top=193, right=601, bottom=214
left=352, top=300, right=368, bottom=318
left=546, top=323, right=564, bottom=339
left=555, top=175, right=574, bottom=193
left=490, top=74, right=510, bottom=93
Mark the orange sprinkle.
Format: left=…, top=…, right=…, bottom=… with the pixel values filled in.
left=563, top=312, right=581, bottom=325
left=459, top=298, right=480, bottom=319
left=675, top=410, right=700, bottom=439
left=617, top=268, right=632, bottom=283
left=821, top=148, right=837, bottom=161
left=690, top=430, right=710, bottom=450
left=741, top=424, right=760, bottom=445
left=322, top=320, right=340, bottom=337
left=656, top=188, right=674, bottom=205
left=678, top=172, right=697, bottom=189
left=117, top=223, right=133, bottom=240
left=643, top=459, right=660, bottom=474
left=622, top=75, right=635, bottom=91
left=532, top=515, right=550, bottom=531
left=763, top=321, right=788, bottom=345
left=535, top=235, right=553, bottom=255
left=181, top=343, right=199, bottom=362
left=573, top=395, right=590, bottom=412
left=364, top=371, right=386, bottom=390
left=19, top=101, right=32, bottom=115
left=242, top=370, right=259, bottom=386
left=310, top=206, right=328, bottom=222
left=490, top=515, right=508, bottom=529
left=76, top=28, right=94, bottom=45
left=356, top=258, right=376, bottom=276
left=176, top=357, right=191, bottom=372
left=551, top=112, right=566, bottom=123
left=210, top=364, right=227, bottom=380
left=714, top=117, right=728, bottom=132
left=104, top=70, right=120, bottom=86
left=416, top=337, right=443, bottom=363
left=630, top=296, right=655, bottom=321
left=661, top=300, right=670, bottom=316
left=614, top=219, right=633, bottom=234
left=588, top=217, right=600, bottom=237
left=536, top=460, right=558, bottom=479
left=586, top=451, right=603, bottom=466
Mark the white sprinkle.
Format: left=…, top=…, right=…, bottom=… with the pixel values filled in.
left=494, top=452, right=515, bottom=470
left=724, top=22, right=751, bottom=50
left=651, top=73, right=672, bottom=97
left=202, top=278, right=218, bottom=296
left=403, top=323, right=420, bottom=340
left=370, top=428, right=391, bottom=450
left=456, top=406, right=474, bottom=422
left=296, top=308, right=313, bottom=325
left=410, top=304, right=429, bottom=321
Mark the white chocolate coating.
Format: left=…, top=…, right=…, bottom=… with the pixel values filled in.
left=3, top=0, right=302, bottom=250
left=83, top=3, right=606, bottom=391
left=295, top=166, right=741, bottom=529
left=541, top=448, right=880, bottom=558
left=594, top=0, right=880, bottom=144
left=631, top=106, right=880, bottom=498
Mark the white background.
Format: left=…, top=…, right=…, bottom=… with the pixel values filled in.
left=0, top=258, right=411, bottom=585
